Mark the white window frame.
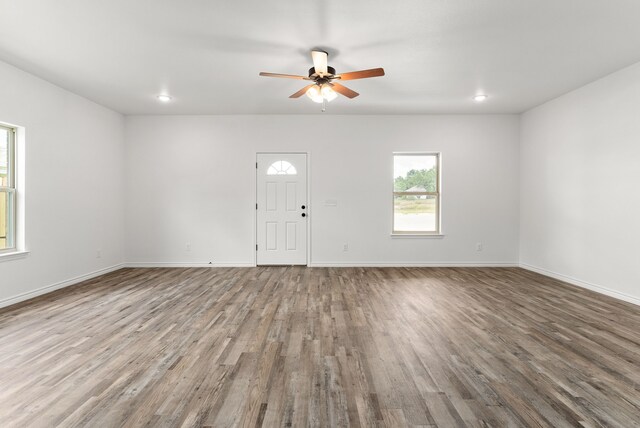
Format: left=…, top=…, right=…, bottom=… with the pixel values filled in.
left=392, top=152, right=441, bottom=236
left=0, top=124, right=17, bottom=254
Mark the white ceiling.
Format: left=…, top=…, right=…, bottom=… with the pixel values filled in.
left=1, top=0, right=640, bottom=115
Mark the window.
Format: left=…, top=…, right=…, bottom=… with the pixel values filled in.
left=0, top=125, right=16, bottom=252
left=267, top=160, right=297, bottom=175
left=393, top=153, right=440, bottom=234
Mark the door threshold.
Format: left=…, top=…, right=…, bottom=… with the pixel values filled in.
left=257, top=264, right=308, bottom=267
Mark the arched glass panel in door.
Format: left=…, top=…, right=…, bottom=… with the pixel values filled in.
left=267, top=160, right=297, bottom=175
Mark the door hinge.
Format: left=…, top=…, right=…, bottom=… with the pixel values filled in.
left=256, top=244, right=258, bottom=251
left=256, top=162, right=258, bottom=169
left=256, top=203, right=258, bottom=210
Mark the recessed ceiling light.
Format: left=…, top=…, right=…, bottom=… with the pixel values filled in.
left=473, top=94, right=488, bottom=102
left=157, top=94, right=172, bottom=103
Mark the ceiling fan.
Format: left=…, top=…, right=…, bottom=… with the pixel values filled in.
left=259, top=50, right=385, bottom=109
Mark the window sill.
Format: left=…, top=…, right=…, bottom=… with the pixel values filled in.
left=391, top=234, right=445, bottom=239
left=0, top=250, right=30, bottom=262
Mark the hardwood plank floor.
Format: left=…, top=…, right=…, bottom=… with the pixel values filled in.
left=1, top=267, right=639, bottom=427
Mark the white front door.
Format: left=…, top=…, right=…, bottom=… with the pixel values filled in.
left=256, top=153, right=308, bottom=265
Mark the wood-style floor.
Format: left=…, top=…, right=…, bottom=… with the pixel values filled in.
left=1, top=267, right=639, bottom=427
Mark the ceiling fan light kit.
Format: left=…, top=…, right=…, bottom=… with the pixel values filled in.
left=260, top=49, right=385, bottom=111
left=320, top=84, right=337, bottom=102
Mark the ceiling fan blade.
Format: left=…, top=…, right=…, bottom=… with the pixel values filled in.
left=289, top=85, right=315, bottom=98
left=336, top=68, right=385, bottom=81
left=259, top=72, right=309, bottom=80
left=311, top=50, right=328, bottom=75
left=330, top=83, right=359, bottom=99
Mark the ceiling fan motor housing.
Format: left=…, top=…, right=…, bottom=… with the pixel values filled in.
left=309, top=66, right=336, bottom=78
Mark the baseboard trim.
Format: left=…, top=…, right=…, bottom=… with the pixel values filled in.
left=6, top=262, right=635, bottom=309
left=126, top=261, right=518, bottom=268
left=519, top=263, right=640, bottom=307
left=125, top=262, right=256, bottom=268
left=0, top=263, right=126, bottom=309
left=308, top=262, right=519, bottom=267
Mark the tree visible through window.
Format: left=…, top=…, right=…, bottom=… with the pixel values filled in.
left=393, top=153, right=440, bottom=234
left=0, top=124, right=16, bottom=251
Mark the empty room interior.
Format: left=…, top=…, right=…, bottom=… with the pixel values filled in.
left=1, top=1, right=640, bottom=427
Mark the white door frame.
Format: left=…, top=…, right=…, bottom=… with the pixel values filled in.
left=254, top=152, right=311, bottom=266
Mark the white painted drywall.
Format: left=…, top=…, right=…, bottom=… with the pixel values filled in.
left=125, top=115, right=520, bottom=266
left=3, top=49, right=639, bottom=308
left=0, top=60, right=125, bottom=306
left=520, top=62, right=640, bottom=304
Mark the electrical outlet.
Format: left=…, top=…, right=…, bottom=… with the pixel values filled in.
left=186, top=243, right=191, bottom=252
left=343, top=243, right=349, bottom=252
left=476, top=242, right=483, bottom=252
left=96, top=249, right=101, bottom=258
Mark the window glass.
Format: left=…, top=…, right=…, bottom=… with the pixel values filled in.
left=0, top=128, right=7, bottom=187
left=393, top=153, right=440, bottom=234
left=0, top=190, right=13, bottom=250
left=393, top=195, right=437, bottom=233
left=0, top=125, right=15, bottom=251
left=393, top=155, right=437, bottom=192
left=267, top=161, right=297, bottom=175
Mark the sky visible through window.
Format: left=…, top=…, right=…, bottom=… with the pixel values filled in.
left=394, top=155, right=436, bottom=179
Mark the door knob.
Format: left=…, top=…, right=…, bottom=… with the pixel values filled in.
left=301, top=213, right=306, bottom=217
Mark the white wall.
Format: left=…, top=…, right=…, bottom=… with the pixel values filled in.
left=125, top=115, right=520, bottom=266
left=0, top=60, right=125, bottom=307
left=3, top=50, right=638, bottom=308
left=520, top=62, right=640, bottom=304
